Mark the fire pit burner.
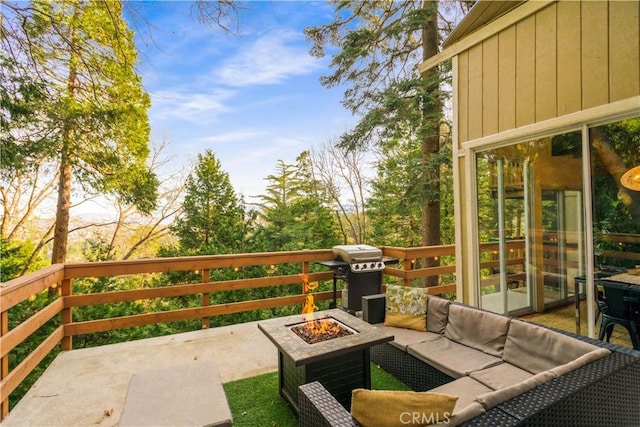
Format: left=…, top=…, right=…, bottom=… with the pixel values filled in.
left=289, top=317, right=355, bottom=344
left=258, top=309, right=393, bottom=414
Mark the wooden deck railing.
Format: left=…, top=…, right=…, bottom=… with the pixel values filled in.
left=0, top=242, right=525, bottom=419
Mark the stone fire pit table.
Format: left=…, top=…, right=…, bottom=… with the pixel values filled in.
left=258, top=309, right=393, bottom=414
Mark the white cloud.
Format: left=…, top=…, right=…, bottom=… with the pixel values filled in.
left=214, top=31, right=323, bottom=87
left=195, top=129, right=266, bottom=145
left=149, top=88, right=236, bottom=123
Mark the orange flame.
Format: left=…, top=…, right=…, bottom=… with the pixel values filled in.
left=301, top=274, right=341, bottom=336
left=301, top=274, right=318, bottom=319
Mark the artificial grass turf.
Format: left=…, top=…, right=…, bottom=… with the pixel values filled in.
left=223, top=362, right=411, bottom=427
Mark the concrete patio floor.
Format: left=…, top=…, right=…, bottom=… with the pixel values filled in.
left=3, top=320, right=278, bottom=427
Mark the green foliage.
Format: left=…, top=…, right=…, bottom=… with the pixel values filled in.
left=367, top=138, right=424, bottom=246
left=2, top=1, right=158, bottom=268
left=593, top=119, right=640, bottom=236
left=0, top=237, right=49, bottom=281
left=306, top=1, right=470, bottom=249
left=9, top=1, right=158, bottom=212
left=304, top=2, right=464, bottom=150
left=172, top=150, right=246, bottom=255
left=592, top=118, right=640, bottom=267
left=255, top=152, right=340, bottom=252
left=7, top=292, right=61, bottom=409
left=0, top=56, right=50, bottom=173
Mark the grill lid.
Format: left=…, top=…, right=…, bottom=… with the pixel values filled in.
left=332, top=245, right=382, bottom=264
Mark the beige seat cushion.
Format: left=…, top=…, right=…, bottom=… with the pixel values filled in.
left=430, top=376, right=493, bottom=416
left=503, top=319, right=600, bottom=373
left=469, top=362, right=534, bottom=390
left=475, top=370, right=556, bottom=410
left=374, top=324, right=441, bottom=351
left=433, top=402, right=485, bottom=427
left=408, top=336, right=503, bottom=378
left=444, top=304, right=510, bottom=357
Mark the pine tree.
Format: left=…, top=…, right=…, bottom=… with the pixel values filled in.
left=172, top=150, right=245, bottom=255
left=2, top=1, right=158, bottom=267
left=305, top=1, right=471, bottom=273
left=256, top=153, right=339, bottom=252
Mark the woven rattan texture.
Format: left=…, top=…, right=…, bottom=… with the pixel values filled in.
left=461, top=408, right=521, bottom=426
left=370, top=342, right=454, bottom=391
left=281, top=348, right=367, bottom=413
left=281, top=353, right=306, bottom=412
left=498, top=352, right=640, bottom=426
left=299, top=381, right=360, bottom=427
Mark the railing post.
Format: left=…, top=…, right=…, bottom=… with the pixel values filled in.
left=301, top=261, right=309, bottom=294
left=1, top=309, right=8, bottom=419
left=201, top=269, right=210, bottom=329
left=61, top=278, right=73, bottom=351
left=404, top=259, right=413, bottom=286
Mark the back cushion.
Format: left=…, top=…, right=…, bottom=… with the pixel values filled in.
left=427, top=296, right=451, bottom=334
left=444, top=304, right=510, bottom=357
left=503, top=320, right=600, bottom=373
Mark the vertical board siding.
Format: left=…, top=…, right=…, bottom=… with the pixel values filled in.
left=455, top=0, right=639, bottom=144
left=458, top=51, right=469, bottom=148
left=608, top=0, right=640, bottom=102
left=557, top=0, right=582, bottom=115
left=483, top=35, right=500, bottom=136
left=535, top=2, right=557, bottom=121
left=468, top=43, right=484, bottom=140
left=498, top=26, right=517, bottom=132
left=515, top=15, right=536, bottom=127
left=581, top=1, right=609, bottom=109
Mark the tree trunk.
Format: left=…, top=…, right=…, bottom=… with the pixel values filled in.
left=51, top=149, right=72, bottom=266
left=50, top=10, right=79, bottom=295
left=421, top=0, right=441, bottom=286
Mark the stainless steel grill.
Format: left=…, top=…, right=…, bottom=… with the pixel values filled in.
left=319, top=245, right=397, bottom=313
left=332, top=245, right=385, bottom=273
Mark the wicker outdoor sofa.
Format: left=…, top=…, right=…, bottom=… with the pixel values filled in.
left=298, top=294, right=640, bottom=426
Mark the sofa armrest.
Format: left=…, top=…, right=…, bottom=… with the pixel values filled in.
left=298, top=381, right=360, bottom=427
left=490, top=352, right=640, bottom=426
left=362, top=294, right=386, bottom=324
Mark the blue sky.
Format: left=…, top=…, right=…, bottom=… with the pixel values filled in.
left=130, top=1, right=354, bottom=204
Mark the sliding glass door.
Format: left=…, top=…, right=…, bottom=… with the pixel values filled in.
left=475, top=131, right=586, bottom=315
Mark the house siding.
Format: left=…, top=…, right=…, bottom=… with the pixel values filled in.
left=456, top=0, right=640, bottom=148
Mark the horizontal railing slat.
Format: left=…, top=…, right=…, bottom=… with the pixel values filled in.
left=64, top=291, right=334, bottom=336
left=2, top=245, right=473, bottom=420
left=62, top=250, right=334, bottom=279
left=0, top=265, right=65, bottom=311
left=0, top=298, right=63, bottom=359
left=0, top=326, right=64, bottom=401
left=427, top=284, right=457, bottom=295
left=404, top=265, right=456, bottom=281
left=600, top=250, right=640, bottom=262
left=64, top=272, right=334, bottom=308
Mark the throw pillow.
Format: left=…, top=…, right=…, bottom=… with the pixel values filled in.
left=351, top=389, right=458, bottom=427
left=384, top=284, right=429, bottom=331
